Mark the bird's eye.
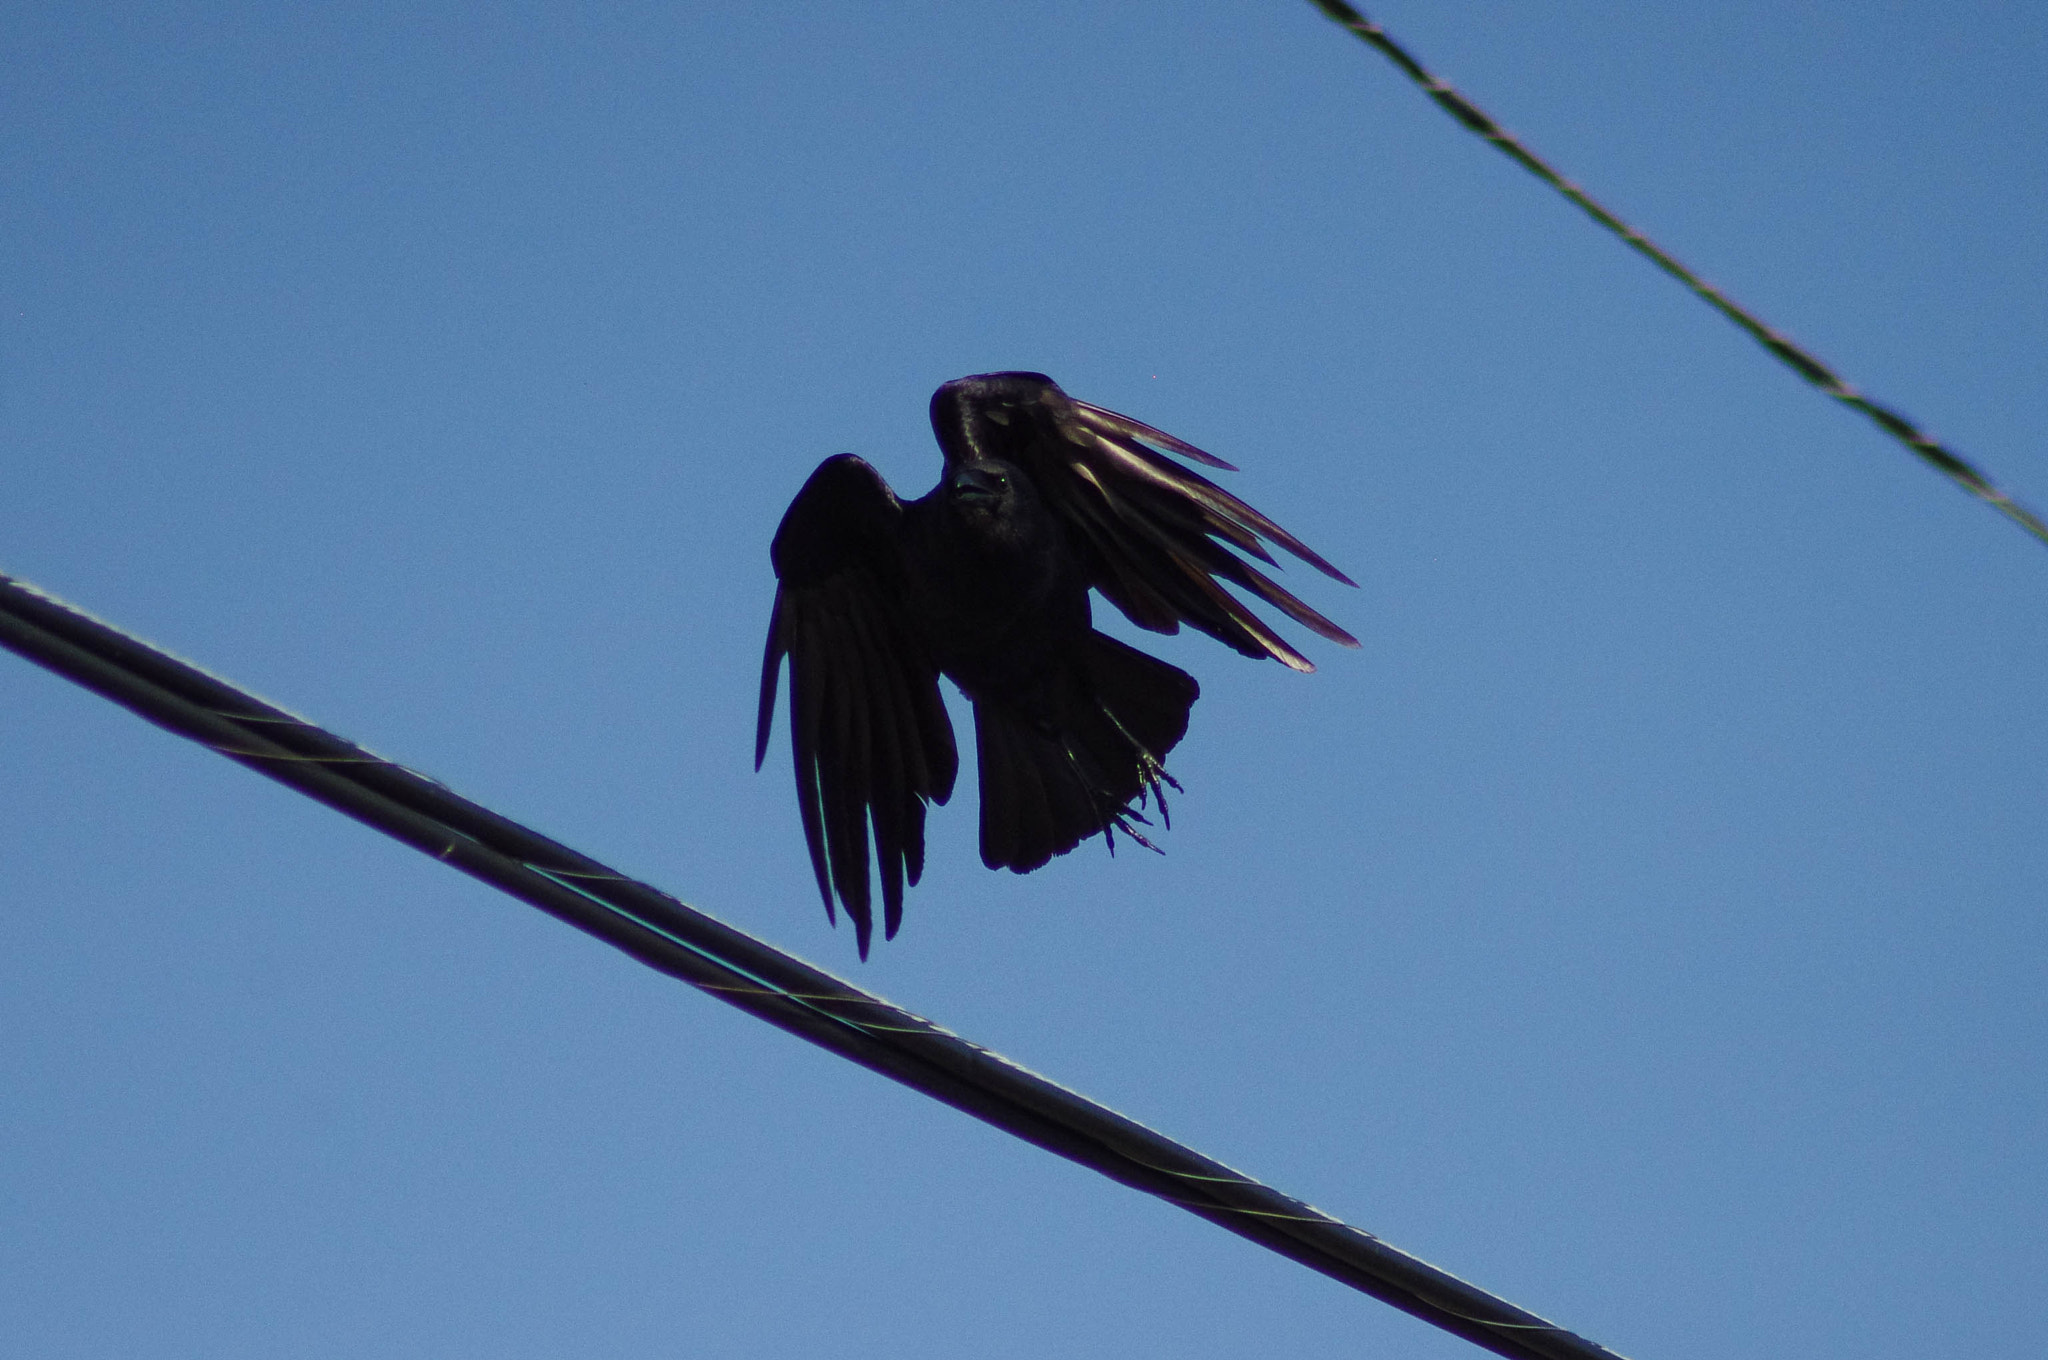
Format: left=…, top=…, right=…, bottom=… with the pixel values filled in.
left=984, top=409, right=1011, bottom=426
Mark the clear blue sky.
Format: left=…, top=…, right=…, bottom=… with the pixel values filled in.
left=3, top=3, right=2043, bottom=1356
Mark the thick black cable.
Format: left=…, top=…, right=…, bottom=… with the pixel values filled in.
left=0, top=570, right=1632, bottom=1360
left=1309, top=0, right=2048, bottom=550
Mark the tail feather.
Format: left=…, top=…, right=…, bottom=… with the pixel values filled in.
left=976, top=709, right=1020, bottom=870
left=1080, top=632, right=1197, bottom=766
left=1002, top=715, right=1056, bottom=867
left=974, top=632, right=1199, bottom=872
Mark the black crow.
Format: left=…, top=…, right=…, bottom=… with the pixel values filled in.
left=756, top=372, right=1355, bottom=956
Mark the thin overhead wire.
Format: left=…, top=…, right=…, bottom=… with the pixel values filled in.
left=0, top=570, right=1632, bottom=1360
left=1308, top=0, right=2048, bottom=550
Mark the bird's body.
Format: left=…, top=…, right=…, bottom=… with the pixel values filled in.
left=897, top=458, right=1091, bottom=700
left=757, top=372, right=1354, bottom=956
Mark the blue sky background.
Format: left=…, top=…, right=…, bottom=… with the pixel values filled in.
left=3, top=3, right=2043, bottom=1356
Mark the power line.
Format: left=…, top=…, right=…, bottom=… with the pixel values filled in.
left=1309, top=0, right=2048, bottom=550
left=0, top=569, right=1633, bottom=1360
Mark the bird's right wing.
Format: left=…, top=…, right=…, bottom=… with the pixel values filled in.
left=755, top=454, right=958, bottom=958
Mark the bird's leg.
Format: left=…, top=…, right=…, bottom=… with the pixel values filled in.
left=1056, top=735, right=1117, bottom=855
left=1107, top=808, right=1163, bottom=856
left=1093, top=699, right=1182, bottom=830
left=1056, top=732, right=1165, bottom=857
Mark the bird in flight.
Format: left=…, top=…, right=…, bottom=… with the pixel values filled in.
left=756, top=372, right=1356, bottom=956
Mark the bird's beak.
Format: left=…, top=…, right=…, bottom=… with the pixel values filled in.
left=949, top=466, right=1004, bottom=507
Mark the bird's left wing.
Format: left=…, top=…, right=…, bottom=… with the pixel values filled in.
left=756, top=454, right=958, bottom=958
left=931, top=373, right=1359, bottom=672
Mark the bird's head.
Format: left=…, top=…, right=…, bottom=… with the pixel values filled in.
left=944, top=459, right=1026, bottom=521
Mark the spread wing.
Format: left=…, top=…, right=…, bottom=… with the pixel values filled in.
left=755, top=454, right=958, bottom=958
left=930, top=372, right=1359, bottom=672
